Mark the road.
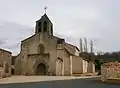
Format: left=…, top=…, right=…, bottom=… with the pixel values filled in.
left=0, top=77, right=119, bottom=88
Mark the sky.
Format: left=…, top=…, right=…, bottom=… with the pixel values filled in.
left=0, top=0, right=120, bottom=55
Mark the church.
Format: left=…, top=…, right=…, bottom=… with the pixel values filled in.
left=15, top=12, right=95, bottom=76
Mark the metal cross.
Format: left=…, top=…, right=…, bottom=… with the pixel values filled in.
left=44, top=6, right=47, bottom=13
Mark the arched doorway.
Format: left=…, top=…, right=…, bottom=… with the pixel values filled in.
left=36, top=63, right=46, bottom=75
left=56, top=58, right=63, bottom=76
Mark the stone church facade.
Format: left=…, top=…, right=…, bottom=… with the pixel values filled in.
left=15, top=13, right=95, bottom=76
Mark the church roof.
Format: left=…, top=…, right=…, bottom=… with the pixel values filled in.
left=36, top=13, right=52, bottom=24
left=64, top=46, right=91, bottom=62
left=21, top=34, right=36, bottom=43
left=65, top=43, right=80, bottom=51
left=64, top=47, right=75, bottom=56
left=53, top=35, right=64, bottom=40
left=64, top=43, right=80, bottom=56
left=0, top=48, right=12, bottom=54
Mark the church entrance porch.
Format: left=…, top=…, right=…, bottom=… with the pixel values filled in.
left=28, top=53, right=49, bottom=75
left=36, top=63, right=47, bottom=75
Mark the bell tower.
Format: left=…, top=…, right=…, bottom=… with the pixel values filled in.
left=35, top=7, right=53, bottom=35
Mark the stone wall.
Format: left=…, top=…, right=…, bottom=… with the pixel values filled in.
left=0, top=67, right=4, bottom=78
left=87, top=61, right=95, bottom=73
left=72, top=56, right=83, bottom=74
left=83, top=60, right=88, bottom=73
left=56, top=44, right=71, bottom=76
left=15, top=54, right=21, bottom=75
left=55, top=58, right=63, bottom=76
left=101, top=62, right=120, bottom=82
left=20, top=33, right=59, bottom=75
left=0, top=49, right=12, bottom=78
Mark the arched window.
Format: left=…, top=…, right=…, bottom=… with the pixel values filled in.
left=51, top=25, right=53, bottom=34
left=44, top=21, right=47, bottom=32
left=38, top=22, right=42, bottom=32
left=57, top=57, right=63, bottom=62
left=38, top=22, right=42, bottom=26
left=38, top=44, right=45, bottom=54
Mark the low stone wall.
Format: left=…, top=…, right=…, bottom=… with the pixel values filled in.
left=72, top=56, right=83, bottom=74
left=0, top=68, right=4, bottom=79
left=101, top=62, right=120, bottom=82
left=0, top=67, right=11, bottom=79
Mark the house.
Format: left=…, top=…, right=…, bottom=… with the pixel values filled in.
left=0, top=49, right=12, bottom=78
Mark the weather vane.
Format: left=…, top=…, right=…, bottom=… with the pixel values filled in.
left=44, top=6, right=47, bottom=13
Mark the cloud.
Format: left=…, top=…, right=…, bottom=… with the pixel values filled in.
left=0, top=39, right=7, bottom=45
left=0, top=0, right=120, bottom=54
left=0, top=21, right=34, bottom=55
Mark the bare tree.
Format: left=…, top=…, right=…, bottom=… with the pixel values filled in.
left=80, top=38, right=83, bottom=53
left=84, top=37, right=88, bottom=52
left=90, top=40, right=93, bottom=53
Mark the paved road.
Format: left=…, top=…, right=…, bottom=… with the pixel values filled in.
left=0, top=77, right=119, bottom=88
left=0, top=76, right=99, bottom=84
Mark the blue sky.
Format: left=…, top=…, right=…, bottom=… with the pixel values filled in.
left=0, top=0, right=120, bottom=55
